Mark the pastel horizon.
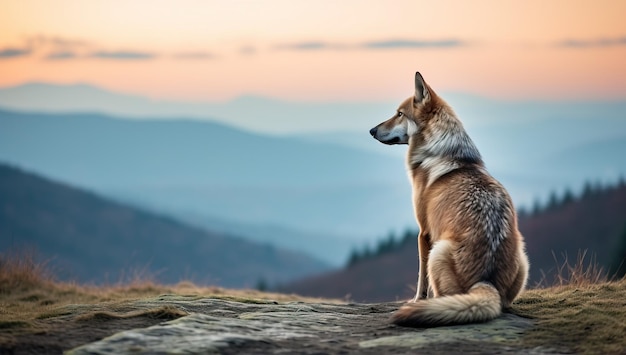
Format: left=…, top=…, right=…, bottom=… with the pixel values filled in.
left=1, top=0, right=625, bottom=103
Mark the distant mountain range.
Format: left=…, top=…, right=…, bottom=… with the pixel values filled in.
left=0, top=109, right=401, bottom=188
left=281, top=182, right=626, bottom=302
left=0, top=108, right=411, bottom=266
left=0, top=163, right=329, bottom=287
left=1, top=83, right=625, bottom=266
left=0, top=82, right=394, bottom=135
left=1, top=82, right=624, bottom=187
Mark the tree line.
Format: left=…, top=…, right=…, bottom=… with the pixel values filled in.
left=346, top=228, right=418, bottom=267
left=347, top=177, right=626, bottom=273
left=518, top=176, right=626, bottom=218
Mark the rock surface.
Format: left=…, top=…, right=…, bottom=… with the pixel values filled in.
left=67, top=295, right=558, bottom=354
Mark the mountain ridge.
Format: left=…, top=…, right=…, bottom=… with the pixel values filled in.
left=0, top=108, right=415, bottom=253
left=0, top=163, right=330, bottom=287
left=1, top=82, right=625, bottom=264
left=3, top=82, right=625, bottom=135
left=280, top=182, right=626, bottom=302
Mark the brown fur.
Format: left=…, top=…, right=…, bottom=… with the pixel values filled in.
left=370, top=72, right=529, bottom=327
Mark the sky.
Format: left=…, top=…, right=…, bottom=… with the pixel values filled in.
left=1, top=0, right=626, bottom=102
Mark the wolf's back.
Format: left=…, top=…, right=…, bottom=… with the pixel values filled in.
left=391, top=282, right=501, bottom=326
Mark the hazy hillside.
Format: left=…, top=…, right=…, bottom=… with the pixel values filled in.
left=302, top=121, right=626, bottom=198
left=169, top=212, right=357, bottom=268
left=521, top=182, right=626, bottom=284
left=0, top=109, right=401, bottom=187
left=0, top=163, right=329, bottom=287
left=2, top=83, right=625, bottom=191
left=280, top=240, right=418, bottom=302
left=1, top=84, right=625, bottom=264
left=0, top=82, right=394, bottom=134
left=281, top=182, right=626, bottom=302
left=0, top=108, right=413, bottom=264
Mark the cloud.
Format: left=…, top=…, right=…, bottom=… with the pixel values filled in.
left=0, top=35, right=90, bottom=60
left=45, top=50, right=78, bottom=60
left=0, top=47, right=31, bottom=59
left=89, top=50, right=156, bottom=60
left=239, top=46, right=257, bottom=55
left=557, top=37, right=626, bottom=48
left=274, top=41, right=339, bottom=51
left=28, top=35, right=91, bottom=49
left=173, top=51, right=215, bottom=60
left=273, top=39, right=467, bottom=51
left=46, top=37, right=90, bottom=48
left=361, top=39, right=465, bottom=49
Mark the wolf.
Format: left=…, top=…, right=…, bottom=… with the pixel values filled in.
left=369, top=72, right=529, bottom=326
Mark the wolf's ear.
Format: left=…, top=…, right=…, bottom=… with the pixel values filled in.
left=414, top=72, right=429, bottom=103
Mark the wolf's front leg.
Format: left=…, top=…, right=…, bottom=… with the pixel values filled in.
left=411, top=231, right=431, bottom=302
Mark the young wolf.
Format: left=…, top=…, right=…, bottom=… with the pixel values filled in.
left=369, top=72, right=529, bottom=326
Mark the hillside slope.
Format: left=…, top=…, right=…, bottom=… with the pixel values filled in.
left=0, top=109, right=400, bottom=188
left=281, top=183, right=626, bottom=302
left=521, top=183, right=626, bottom=283
left=0, top=108, right=412, bottom=246
left=0, top=163, right=329, bottom=287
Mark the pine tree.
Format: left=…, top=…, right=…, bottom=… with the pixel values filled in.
left=517, top=206, right=528, bottom=218
left=546, top=190, right=559, bottom=211
left=582, top=181, right=594, bottom=198
left=532, top=198, right=542, bottom=215
left=347, top=248, right=362, bottom=267
left=402, top=229, right=417, bottom=244
left=592, top=180, right=603, bottom=196
left=256, top=277, right=268, bottom=291
left=562, top=188, right=575, bottom=205
left=610, top=224, right=626, bottom=279
left=376, top=232, right=396, bottom=254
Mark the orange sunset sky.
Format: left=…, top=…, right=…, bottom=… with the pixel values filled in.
left=1, top=0, right=625, bottom=102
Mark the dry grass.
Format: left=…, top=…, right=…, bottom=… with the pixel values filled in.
left=0, top=250, right=335, bottom=343
left=3, top=249, right=626, bottom=353
left=514, top=278, right=626, bottom=353
left=535, top=249, right=610, bottom=288
left=513, top=250, right=626, bottom=353
left=0, top=248, right=54, bottom=293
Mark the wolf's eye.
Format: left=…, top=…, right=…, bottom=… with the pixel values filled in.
left=397, top=112, right=403, bottom=117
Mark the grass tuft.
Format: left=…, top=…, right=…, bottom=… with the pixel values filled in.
left=535, top=249, right=610, bottom=288
left=0, top=248, right=54, bottom=293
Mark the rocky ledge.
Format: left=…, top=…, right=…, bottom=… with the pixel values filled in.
left=67, top=295, right=557, bottom=354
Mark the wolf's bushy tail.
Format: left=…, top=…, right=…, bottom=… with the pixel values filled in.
left=391, top=282, right=501, bottom=327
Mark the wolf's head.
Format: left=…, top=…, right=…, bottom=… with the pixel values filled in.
left=369, top=72, right=435, bottom=145
left=370, top=72, right=482, bottom=172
